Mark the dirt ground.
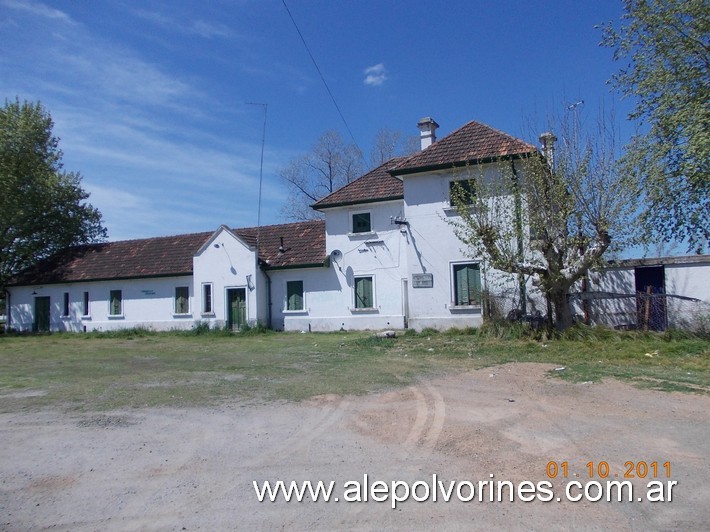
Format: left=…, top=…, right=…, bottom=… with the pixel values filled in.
left=1, top=363, right=708, bottom=531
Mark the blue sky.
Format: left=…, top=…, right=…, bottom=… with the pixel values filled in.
left=0, top=0, right=634, bottom=241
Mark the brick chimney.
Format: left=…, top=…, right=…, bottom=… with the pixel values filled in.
left=539, top=131, right=557, bottom=170
left=417, top=117, right=439, bottom=150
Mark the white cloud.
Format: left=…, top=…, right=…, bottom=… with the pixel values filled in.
left=132, top=9, right=233, bottom=39
left=363, top=63, right=387, bottom=86
left=191, top=19, right=232, bottom=39
left=0, top=0, right=74, bottom=24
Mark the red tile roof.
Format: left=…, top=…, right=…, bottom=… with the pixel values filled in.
left=311, top=157, right=405, bottom=209
left=234, top=220, right=326, bottom=269
left=9, top=220, right=326, bottom=286
left=391, top=120, right=537, bottom=175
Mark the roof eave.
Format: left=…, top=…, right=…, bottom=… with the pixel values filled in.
left=7, top=271, right=194, bottom=287
left=261, top=262, right=328, bottom=271
left=390, top=151, right=535, bottom=177
left=312, top=195, right=404, bottom=211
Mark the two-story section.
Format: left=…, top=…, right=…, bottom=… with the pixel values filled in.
left=306, top=158, right=410, bottom=331
left=390, top=118, right=538, bottom=330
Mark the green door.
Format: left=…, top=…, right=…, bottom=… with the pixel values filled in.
left=34, top=296, right=50, bottom=332
left=227, top=288, right=246, bottom=331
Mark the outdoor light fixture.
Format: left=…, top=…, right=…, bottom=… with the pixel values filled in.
left=246, top=274, right=255, bottom=291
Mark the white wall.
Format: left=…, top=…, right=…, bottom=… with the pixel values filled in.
left=584, top=260, right=710, bottom=330
left=275, top=200, right=409, bottom=331
left=8, top=275, right=195, bottom=332
left=192, top=227, right=262, bottom=329
left=402, top=165, right=512, bottom=329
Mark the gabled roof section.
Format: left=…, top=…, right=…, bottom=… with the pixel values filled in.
left=195, top=224, right=254, bottom=256
left=311, top=157, right=406, bottom=210
left=234, top=220, right=326, bottom=269
left=9, top=220, right=327, bottom=286
left=391, top=120, right=537, bottom=176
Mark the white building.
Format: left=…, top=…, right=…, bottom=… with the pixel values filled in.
left=576, top=255, right=710, bottom=332
left=6, top=118, right=707, bottom=333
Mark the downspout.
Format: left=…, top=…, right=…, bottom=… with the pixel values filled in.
left=510, top=160, right=527, bottom=314
left=3, top=290, right=9, bottom=333
left=260, top=262, right=272, bottom=329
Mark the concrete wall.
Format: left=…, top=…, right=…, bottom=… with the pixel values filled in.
left=7, top=275, right=195, bottom=332
left=274, top=200, right=409, bottom=332
left=582, top=259, right=710, bottom=331
left=402, top=164, right=525, bottom=330
left=192, top=227, right=262, bottom=329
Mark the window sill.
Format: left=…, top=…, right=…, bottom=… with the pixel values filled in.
left=449, top=304, right=482, bottom=312
left=108, top=315, right=125, bottom=319
left=81, top=315, right=91, bottom=320
left=173, top=313, right=193, bottom=318
left=350, top=307, right=379, bottom=313
left=283, top=309, right=308, bottom=315
left=60, top=315, right=70, bottom=319
left=201, top=312, right=216, bottom=318
left=443, top=205, right=478, bottom=217
left=348, top=231, right=376, bottom=239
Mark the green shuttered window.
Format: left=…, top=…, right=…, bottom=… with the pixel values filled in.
left=352, top=212, right=371, bottom=233
left=286, top=280, right=304, bottom=311
left=175, top=286, right=189, bottom=314
left=354, top=276, right=374, bottom=309
left=109, top=290, right=122, bottom=316
left=453, top=263, right=481, bottom=305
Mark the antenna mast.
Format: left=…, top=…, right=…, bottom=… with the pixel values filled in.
left=246, top=102, right=268, bottom=254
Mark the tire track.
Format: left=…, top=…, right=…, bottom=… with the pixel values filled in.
left=402, top=383, right=446, bottom=456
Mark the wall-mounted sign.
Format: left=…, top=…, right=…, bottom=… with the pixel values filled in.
left=141, top=289, right=156, bottom=296
left=412, top=273, right=433, bottom=288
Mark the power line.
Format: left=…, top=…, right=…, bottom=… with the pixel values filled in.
left=281, top=0, right=364, bottom=161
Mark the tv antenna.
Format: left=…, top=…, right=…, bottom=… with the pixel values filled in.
left=246, top=102, right=268, bottom=251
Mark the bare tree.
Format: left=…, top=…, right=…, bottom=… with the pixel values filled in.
left=369, top=127, right=419, bottom=168
left=281, top=128, right=417, bottom=221
left=449, top=111, right=639, bottom=330
left=280, top=131, right=364, bottom=221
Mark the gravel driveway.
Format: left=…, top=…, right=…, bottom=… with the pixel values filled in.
left=1, top=363, right=708, bottom=530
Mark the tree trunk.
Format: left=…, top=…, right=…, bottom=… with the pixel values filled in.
left=550, top=288, right=574, bottom=330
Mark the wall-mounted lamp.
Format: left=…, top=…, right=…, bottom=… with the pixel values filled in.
left=246, top=274, right=255, bottom=291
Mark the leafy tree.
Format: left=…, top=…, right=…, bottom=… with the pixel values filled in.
left=449, top=113, right=638, bottom=330
left=0, top=98, right=106, bottom=289
left=600, top=0, right=709, bottom=251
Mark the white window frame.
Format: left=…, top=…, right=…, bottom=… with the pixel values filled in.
left=201, top=283, right=214, bottom=316
left=448, top=179, right=477, bottom=206
left=450, top=261, right=482, bottom=308
left=174, top=286, right=191, bottom=316
left=284, top=280, right=306, bottom=313
left=349, top=210, right=374, bottom=236
left=61, top=292, right=70, bottom=318
left=352, top=275, right=376, bottom=311
left=82, top=291, right=90, bottom=318
left=108, top=289, right=123, bottom=318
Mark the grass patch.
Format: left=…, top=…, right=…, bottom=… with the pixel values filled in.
left=0, top=327, right=707, bottom=413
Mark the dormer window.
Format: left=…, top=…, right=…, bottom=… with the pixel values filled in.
left=352, top=212, right=371, bottom=233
